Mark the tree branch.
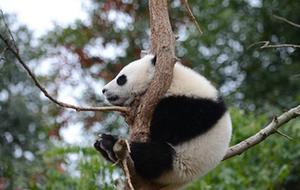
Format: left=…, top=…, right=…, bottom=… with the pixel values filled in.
left=0, top=12, right=128, bottom=114
left=248, top=16, right=300, bottom=50
left=182, top=0, right=203, bottom=35
left=223, top=104, right=300, bottom=160
left=113, top=139, right=135, bottom=190
left=248, top=41, right=300, bottom=49
left=273, top=15, right=300, bottom=28
left=260, top=42, right=300, bottom=49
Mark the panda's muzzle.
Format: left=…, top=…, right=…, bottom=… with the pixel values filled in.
left=107, top=95, right=119, bottom=102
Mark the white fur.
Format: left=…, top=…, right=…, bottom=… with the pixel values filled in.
left=103, top=55, right=218, bottom=105
left=157, top=113, right=232, bottom=190
left=166, top=63, right=218, bottom=100
left=103, top=55, right=155, bottom=105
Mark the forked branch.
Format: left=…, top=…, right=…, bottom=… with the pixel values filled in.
left=248, top=15, right=300, bottom=50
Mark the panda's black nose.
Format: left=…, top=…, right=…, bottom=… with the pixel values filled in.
left=102, top=88, right=107, bottom=94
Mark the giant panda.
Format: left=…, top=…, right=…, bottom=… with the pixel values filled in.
left=94, top=54, right=232, bottom=190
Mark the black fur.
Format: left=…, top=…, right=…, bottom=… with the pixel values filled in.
left=150, top=96, right=227, bottom=145
left=151, top=55, right=157, bottom=65
left=94, top=134, right=118, bottom=162
left=95, top=137, right=175, bottom=179
left=130, top=142, right=174, bottom=179
left=117, top=74, right=127, bottom=86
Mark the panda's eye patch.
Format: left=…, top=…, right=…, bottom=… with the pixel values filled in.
left=116, top=74, right=127, bottom=86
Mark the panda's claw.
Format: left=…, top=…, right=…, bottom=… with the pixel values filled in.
left=94, top=139, right=104, bottom=152
left=94, top=133, right=118, bottom=163
left=99, top=140, right=117, bottom=162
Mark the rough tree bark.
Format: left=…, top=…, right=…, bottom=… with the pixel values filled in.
left=128, top=0, right=176, bottom=143
left=118, top=0, right=177, bottom=189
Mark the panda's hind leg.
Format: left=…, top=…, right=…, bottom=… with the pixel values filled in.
left=95, top=137, right=175, bottom=183
left=130, top=142, right=175, bottom=180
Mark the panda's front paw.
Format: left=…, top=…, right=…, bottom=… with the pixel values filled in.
left=94, top=134, right=118, bottom=163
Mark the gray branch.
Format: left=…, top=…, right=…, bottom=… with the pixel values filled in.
left=224, top=105, right=300, bottom=160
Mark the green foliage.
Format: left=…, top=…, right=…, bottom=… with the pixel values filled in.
left=0, top=14, right=50, bottom=190
left=186, top=109, right=300, bottom=190
left=32, top=146, right=116, bottom=190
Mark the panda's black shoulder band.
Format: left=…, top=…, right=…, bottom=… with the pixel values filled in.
left=150, top=95, right=227, bottom=145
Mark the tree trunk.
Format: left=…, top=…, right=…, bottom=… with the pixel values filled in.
left=129, top=0, right=176, bottom=142
left=123, top=0, right=176, bottom=189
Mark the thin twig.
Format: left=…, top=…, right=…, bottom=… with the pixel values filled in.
left=123, top=140, right=134, bottom=190
left=0, top=10, right=18, bottom=52
left=275, top=129, right=294, bottom=140
left=113, top=139, right=135, bottom=190
left=223, top=104, right=300, bottom=160
left=261, top=42, right=300, bottom=49
left=183, top=0, right=203, bottom=35
left=248, top=41, right=300, bottom=49
left=290, top=74, right=300, bottom=79
left=122, top=160, right=135, bottom=190
left=0, top=16, right=128, bottom=114
left=273, top=15, right=300, bottom=28
left=247, top=41, right=268, bottom=49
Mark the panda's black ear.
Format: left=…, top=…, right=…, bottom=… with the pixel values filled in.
left=151, top=55, right=157, bottom=66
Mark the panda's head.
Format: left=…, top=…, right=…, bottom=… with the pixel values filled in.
left=102, top=54, right=156, bottom=106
